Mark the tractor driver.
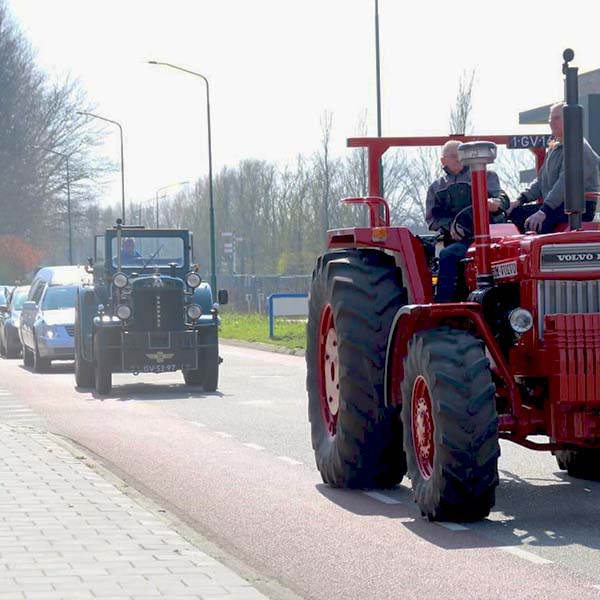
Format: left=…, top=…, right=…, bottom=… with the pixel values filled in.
left=426, top=140, right=509, bottom=303
left=508, top=102, right=600, bottom=233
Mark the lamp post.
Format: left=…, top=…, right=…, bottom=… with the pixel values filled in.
left=35, top=146, right=73, bottom=264
left=77, top=111, right=126, bottom=223
left=155, top=181, right=189, bottom=228
left=148, top=60, right=217, bottom=294
left=374, top=0, right=384, bottom=196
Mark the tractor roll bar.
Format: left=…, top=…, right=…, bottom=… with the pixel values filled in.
left=348, top=135, right=547, bottom=197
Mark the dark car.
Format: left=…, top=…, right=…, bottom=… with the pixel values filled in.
left=0, top=285, right=30, bottom=358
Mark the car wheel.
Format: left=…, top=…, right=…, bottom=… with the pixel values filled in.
left=33, top=341, right=51, bottom=373
left=23, top=345, right=34, bottom=367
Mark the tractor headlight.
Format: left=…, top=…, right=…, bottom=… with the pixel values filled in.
left=116, top=304, right=132, bottom=321
left=113, top=272, right=129, bottom=288
left=509, top=308, right=533, bottom=334
left=187, top=304, right=202, bottom=320
left=186, top=272, right=202, bottom=289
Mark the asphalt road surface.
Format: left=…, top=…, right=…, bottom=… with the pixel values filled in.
left=2, top=343, right=600, bottom=600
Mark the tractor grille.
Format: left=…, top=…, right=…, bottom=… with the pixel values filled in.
left=538, top=279, right=600, bottom=336
left=65, top=325, right=75, bottom=337
left=131, top=288, right=184, bottom=331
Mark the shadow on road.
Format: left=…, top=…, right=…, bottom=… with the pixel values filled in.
left=316, top=468, right=600, bottom=552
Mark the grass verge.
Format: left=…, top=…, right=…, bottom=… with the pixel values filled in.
left=219, top=311, right=306, bottom=350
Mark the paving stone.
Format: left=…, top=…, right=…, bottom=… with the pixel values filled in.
left=0, top=423, right=266, bottom=599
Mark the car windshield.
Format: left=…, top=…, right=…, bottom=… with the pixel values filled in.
left=12, top=290, right=29, bottom=310
left=0, top=290, right=6, bottom=306
left=111, top=236, right=185, bottom=268
left=42, top=286, right=77, bottom=310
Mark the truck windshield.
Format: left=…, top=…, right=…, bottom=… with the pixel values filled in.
left=42, top=286, right=78, bottom=310
left=111, top=236, right=185, bottom=268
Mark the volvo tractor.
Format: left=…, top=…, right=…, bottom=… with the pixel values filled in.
left=306, top=49, right=600, bottom=521
left=74, top=221, right=227, bottom=395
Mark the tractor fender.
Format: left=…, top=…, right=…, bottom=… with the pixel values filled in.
left=383, top=302, right=516, bottom=408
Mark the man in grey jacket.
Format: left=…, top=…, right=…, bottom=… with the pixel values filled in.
left=509, top=102, right=600, bottom=233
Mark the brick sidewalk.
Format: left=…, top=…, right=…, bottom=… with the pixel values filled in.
left=0, top=422, right=268, bottom=600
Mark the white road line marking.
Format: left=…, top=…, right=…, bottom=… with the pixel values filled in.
left=190, top=421, right=206, bottom=428
left=0, top=408, right=33, bottom=412
left=249, top=375, right=285, bottom=378
left=437, top=522, right=469, bottom=531
left=276, top=456, right=303, bottom=465
left=497, top=546, right=553, bottom=564
left=244, top=443, right=266, bottom=451
left=363, top=491, right=403, bottom=505
left=214, top=431, right=234, bottom=438
left=0, top=405, right=28, bottom=409
left=0, top=392, right=12, bottom=396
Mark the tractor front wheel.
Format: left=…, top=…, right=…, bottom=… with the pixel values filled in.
left=401, top=327, right=500, bottom=522
left=306, top=249, right=407, bottom=488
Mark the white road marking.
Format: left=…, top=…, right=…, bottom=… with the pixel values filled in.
left=437, top=522, right=469, bottom=531
left=497, top=546, right=553, bottom=564
left=276, top=456, right=303, bottom=465
left=363, top=491, right=403, bottom=505
left=214, top=431, right=234, bottom=438
left=190, top=421, right=206, bottom=428
left=0, top=392, right=12, bottom=396
left=244, top=443, right=266, bottom=451
left=249, top=375, right=285, bottom=378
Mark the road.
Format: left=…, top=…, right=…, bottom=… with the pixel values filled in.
left=1, top=343, right=600, bottom=599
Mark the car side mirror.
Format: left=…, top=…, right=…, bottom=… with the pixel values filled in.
left=217, top=289, right=228, bottom=305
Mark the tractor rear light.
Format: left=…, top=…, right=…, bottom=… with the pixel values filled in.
left=116, top=304, right=132, bottom=320
left=187, top=304, right=202, bottom=320
left=372, top=227, right=387, bottom=242
left=509, top=308, right=533, bottom=334
left=113, top=272, right=129, bottom=288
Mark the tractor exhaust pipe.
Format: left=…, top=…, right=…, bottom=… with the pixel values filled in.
left=458, top=141, right=497, bottom=289
left=562, top=48, right=585, bottom=231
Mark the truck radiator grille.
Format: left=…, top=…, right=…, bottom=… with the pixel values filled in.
left=131, top=288, right=184, bottom=331
left=538, top=279, right=600, bottom=336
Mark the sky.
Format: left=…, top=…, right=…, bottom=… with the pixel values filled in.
left=7, top=0, right=600, bottom=209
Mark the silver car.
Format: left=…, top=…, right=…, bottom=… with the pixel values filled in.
left=19, top=284, right=78, bottom=372
left=0, top=286, right=30, bottom=358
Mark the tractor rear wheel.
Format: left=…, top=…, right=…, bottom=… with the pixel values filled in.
left=306, top=249, right=408, bottom=488
left=401, top=327, right=500, bottom=522
left=555, top=449, right=600, bottom=480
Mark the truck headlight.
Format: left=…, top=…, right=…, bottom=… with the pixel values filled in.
left=187, top=304, right=202, bottom=320
left=186, top=272, right=201, bottom=288
left=509, top=308, right=533, bottom=334
left=113, top=272, right=129, bottom=288
left=116, top=304, right=132, bottom=320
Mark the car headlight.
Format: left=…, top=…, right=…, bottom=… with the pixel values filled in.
left=186, top=272, right=202, bottom=288
left=186, top=304, right=202, bottom=320
left=39, top=323, right=58, bottom=338
left=116, top=304, right=131, bottom=320
left=113, top=272, right=129, bottom=288
left=509, top=308, right=534, bottom=334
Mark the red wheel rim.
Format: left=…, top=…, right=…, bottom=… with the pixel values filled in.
left=317, top=304, right=339, bottom=437
left=411, top=376, right=435, bottom=480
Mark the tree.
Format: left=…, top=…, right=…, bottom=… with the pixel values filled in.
left=449, top=69, right=476, bottom=135
left=0, top=1, right=110, bottom=264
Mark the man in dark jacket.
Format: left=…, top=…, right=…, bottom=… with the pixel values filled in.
left=509, top=102, right=600, bottom=233
left=426, top=140, right=509, bottom=303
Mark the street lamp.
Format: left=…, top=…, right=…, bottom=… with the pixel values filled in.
left=147, top=60, right=217, bottom=294
left=77, top=111, right=126, bottom=223
left=155, top=181, right=189, bottom=228
left=34, top=146, right=73, bottom=265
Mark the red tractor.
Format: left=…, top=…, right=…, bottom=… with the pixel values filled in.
left=306, top=49, right=600, bottom=522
